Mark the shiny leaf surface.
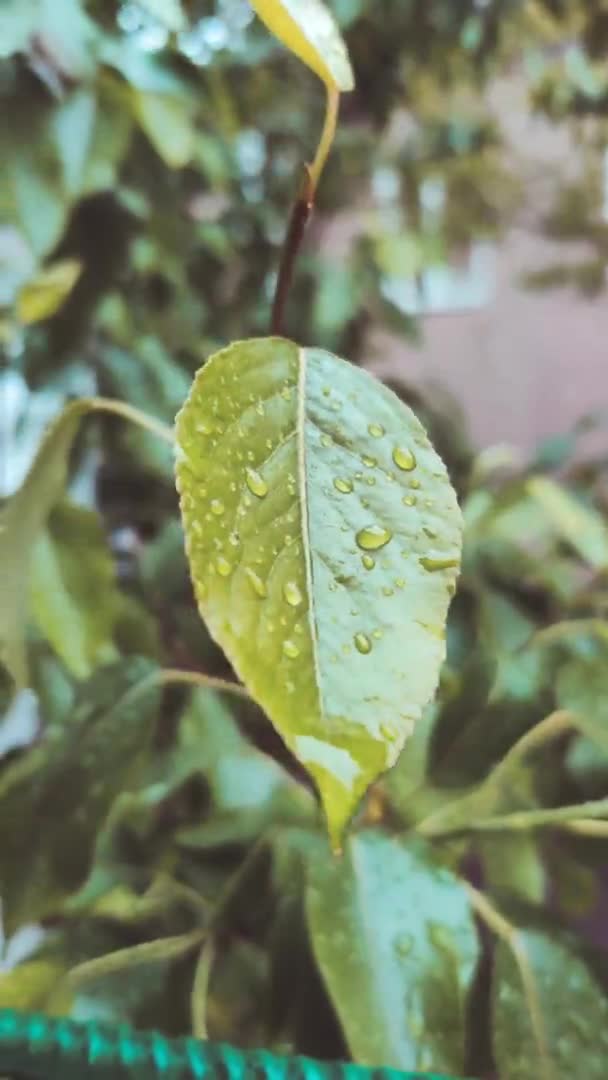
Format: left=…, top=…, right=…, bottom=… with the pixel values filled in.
left=176, top=337, right=462, bottom=845
left=249, top=0, right=354, bottom=90
left=306, top=831, right=479, bottom=1072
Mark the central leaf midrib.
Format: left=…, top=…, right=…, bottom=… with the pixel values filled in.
left=297, top=347, right=325, bottom=728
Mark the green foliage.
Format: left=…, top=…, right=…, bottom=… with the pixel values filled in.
left=1, top=2, right=608, bottom=1079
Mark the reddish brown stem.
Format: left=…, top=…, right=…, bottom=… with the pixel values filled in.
left=271, top=166, right=315, bottom=337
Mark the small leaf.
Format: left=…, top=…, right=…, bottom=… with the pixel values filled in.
left=132, top=91, right=194, bottom=168
left=176, top=338, right=462, bottom=846
left=556, top=656, right=608, bottom=753
left=0, top=399, right=91, bottom=687
left=493, top=929, right=608, bottom=1079
left=306, top=832, right=479, bottom=1072
left=527, top=476, right=608, bottom=570
left=249, top=0, right=354, bottom=91
left=16, top=257, right=82, bottom=324
left=0, top=960, right=69, bottom=1013
left=29, top=500, right=120, bottom=678
left=0, top=657, right=160, bottom=934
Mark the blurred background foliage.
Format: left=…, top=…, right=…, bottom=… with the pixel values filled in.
left=1, top=1, right=608, bottom=1077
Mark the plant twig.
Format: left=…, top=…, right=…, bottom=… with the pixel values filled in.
left=271, top=83, right=340, bottom=336
left=158, top=668, right=251, bottom=701
left=93, top=397, right=175, bottom=445
left=464, top=884, right=554, bottom=1080
left=191, top=937, right=215, bottom=1040
left=67, top=929, right=206, bottom=986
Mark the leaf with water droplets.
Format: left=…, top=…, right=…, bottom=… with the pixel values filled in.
left=176, top=338, right=462, bottom=847
left=493, top=928, right=608, bottom=1080
left=306, top=832, right=479, bottom=1071
left=249, top=0, right=354, bottom=91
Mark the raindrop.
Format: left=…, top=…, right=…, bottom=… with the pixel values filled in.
left=216, top=556, right=232, bottom=577
left=321, top=434, right=333, bottom=448
left=366, top=477, right=376, bottom=486
left=354, top=633, right=373, bottom=655
left=361, top=555, right=376, bottom=570
left=409, top=478, right=421, bottom=490
left=333, top=477, right=353, bottom=494
left=419, top=557, right=459, bottom=572
left=255, top=400, right=265, bottom=416
left=382, top=587, right=394, bottom=597
left=355, top=472, right=363, bottom=481
left=403, top=495, right=417, bottom=507
left=210, top=499, right=225, bottom=516
left=281, top=385, right=293, bottom=401
left=372, top=629, right=384, bottom=640
left=265, top=438, right=273, bottom=450
left=245, top=567, right=267, bottom=597
left=196, top=418, right=213, bottom=435
left=283, top=581, right=303, bottom=608
left=229, top=531, right=240, bottom=547
left=368, top=423, right=385, bottom=438
left=246, top=467, right=268, bottom=498
left=356, top=525, right=393, bottom=552
left=342, top=644, right=352, bottom=656
left=392, top=447, right=417, bottom=472
left=362, top=455, right=377, bottom=468
left=423, top=527, right=438, bottom=539
left=322, top=386, right=331, bottom=397
left=395, top=578, right=406, bottom=590
left=283, top=639, right=300, bottom=659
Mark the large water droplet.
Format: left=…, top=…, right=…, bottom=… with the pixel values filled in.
left=362, top=555, right=375, bottom=570
left=216, top=556, right=232, bottom=577
left=283, top=581, right=303, bottom=608
left=283, top=639, right=300, bottom=659
left=333, top=477, right=353, bottom=494
left=245, top=467, right=268, bottom=499
left=393, top=447, right=417, bottom=472
left=356, top=525, right=393, bottom=552
left=245, top=567, right=267, bottom=597
left=419, top=556, right=459, bottom=572
left=210, top=499, right=225, bottom=516
left=368, top=423, right=385, bottom=438
left=354, top=633, right=372, bottom=655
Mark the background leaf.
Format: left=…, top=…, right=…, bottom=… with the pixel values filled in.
left=306, top=831, right=479, bottom=1072
left=176, top=337, right=462, bottom=846
left=493, top=929, right=608, bottom=1079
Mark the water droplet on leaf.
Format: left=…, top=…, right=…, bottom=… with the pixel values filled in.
left=217, top=556, right=232, bottom=577
left=362, top=555, right=376, bottom=570
left=362, top=455, right=377, bottom=468
left=283, top=639, right=300, bottom=659
left=393, top=447, right=417, bottom=472
left=283, top=581, right=303, bottom=608
left=419, top=556, right=459, bottom=572
left=356, top=525, right=393, bottom=552
left=245, top=467, right=268, bottom=499
left=354, top=633, right=373, bottom=655
left=333, top=477, right=353, bottom=494
left=368, top=423, right=385, bottom=438
left=211, top=499, right=225, bottom=516
left=245, top=567, right=267, bottom=597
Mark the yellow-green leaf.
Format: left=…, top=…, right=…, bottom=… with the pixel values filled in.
left=527, top=476, right=608, bottom=570
left=16, top=258, right=82, bottom=324
left=175, top=337, right=462, bottom=846
left=249, top=0, right=354, bottom=91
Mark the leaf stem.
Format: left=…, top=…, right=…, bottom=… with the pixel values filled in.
left=271, top=83, right=340, bottom=336
left=157, top=667, right=251, bottom=701
left=67, top=929, right=206, bottom=986
left=464, top=884, right=553, bottom=1080
left=191, top=937, right=215, bottom=1040
left=92, top=397, right=175, bottom=445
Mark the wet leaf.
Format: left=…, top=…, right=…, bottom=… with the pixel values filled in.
left=0, top=657, right=160, bottom=934
left=249, top=0, right=354, bottom=91
left=493, top=929, right=608, bottom=1079
left=306, top=831, right=479, bottom=1072
left=16, top=257, right=82, bottom=324
left=176, top=338, right=462, bottom=846
left=0, top=960, right=71, bottom=1015
left=29, top=500, right=120, bottom=679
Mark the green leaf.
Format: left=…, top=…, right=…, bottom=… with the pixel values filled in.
left=175, top=338, right=462, bottom=846
left=132, top=91, right=195, bottom=169
left=556, top=655, right=608, bottom=753
left=16, top=257, right=82, bottom=324
left=249, top=0, right=355, bottom=91
left=306, top=832, right=479, bottom=1072
left=29, top=500, right=120, bottom=679
left=493, top=929, right=608, bottom=1079
left=0, top=657, right=160, bottom=934
left=0, top=400, right=90, bottom=687
left=527, top=477, right=608, bottom=570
